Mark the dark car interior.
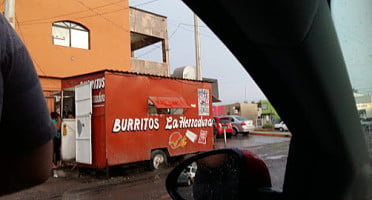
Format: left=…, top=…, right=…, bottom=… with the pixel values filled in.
left=167, top=0, right=372, bottom=199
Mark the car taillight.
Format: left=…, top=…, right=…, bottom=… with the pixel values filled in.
left=241, top=121, right=246, bottom=126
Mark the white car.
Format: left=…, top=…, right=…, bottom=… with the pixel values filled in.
left=227, top=115, right=255, bottom=135
left=177, top=163, right=197, bottom=186
left=275, top=121, right=288, bottom=132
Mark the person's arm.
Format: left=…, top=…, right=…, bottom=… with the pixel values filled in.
left=0, top=140, right=53, bottom=195
left=0, top=15, right=56, bottom=195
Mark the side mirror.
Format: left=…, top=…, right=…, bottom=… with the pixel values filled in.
left=166, top=148, right=282, bottom=200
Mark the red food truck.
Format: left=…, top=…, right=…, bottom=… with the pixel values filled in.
left=58, top=70, right=214, bottom=171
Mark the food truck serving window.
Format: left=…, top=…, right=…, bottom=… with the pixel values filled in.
left=148, top=97, right=191, bottom=115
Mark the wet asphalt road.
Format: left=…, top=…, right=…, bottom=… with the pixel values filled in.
left=67, top=135, right=290, bottom=200
left=2, top=135, right=290, bottom=200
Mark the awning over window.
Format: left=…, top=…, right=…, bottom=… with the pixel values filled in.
left=149, top=97, right=191, bottom=109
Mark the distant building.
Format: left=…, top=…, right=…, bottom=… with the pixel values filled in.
left=203, top=78, right=220, bottom=103
left=224, top=103, right=258, bottom=120
left=212, top=105, right=225, bottom=116
left=355, top=95, right=372, bottom=119
left=259, top=100, right=280, bottom=122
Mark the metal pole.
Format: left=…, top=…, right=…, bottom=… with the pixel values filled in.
left=61, top=90, right=64, bottom=119
left=223, top=128, right=227, bottom=148
left=245, top=85, right=247, bottom=101
left=4, top=0, right=15, bottom=28
left=194, top=14, right=202, bottom=81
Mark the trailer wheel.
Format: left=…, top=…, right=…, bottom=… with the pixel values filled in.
left=232, top=128, right=238, bottom=136
left=150, top=150, right=167, bottom=170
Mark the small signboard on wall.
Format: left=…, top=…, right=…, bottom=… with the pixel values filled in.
left=198, top=89, right=210, bottom=116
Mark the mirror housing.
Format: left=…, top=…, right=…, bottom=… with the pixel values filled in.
left=166, top=148, right=278, bottom=200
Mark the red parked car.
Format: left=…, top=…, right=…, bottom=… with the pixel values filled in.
left=213, top=116, right=233, bottom=138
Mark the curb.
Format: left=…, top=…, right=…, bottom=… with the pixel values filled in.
left=250, top=131, right=292, bottom=138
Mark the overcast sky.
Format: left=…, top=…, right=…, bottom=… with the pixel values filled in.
left=332, top=0, right=372, bottom=95
left=129, top=0, right=266, bottom=105
left=130, top=0, right=372, bottom=103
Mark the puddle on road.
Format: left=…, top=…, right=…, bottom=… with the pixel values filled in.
left=265, top=155, right=288, bottom=160
left=214, top=135, right=290, bottom=150
left=258, top=153, right=269, bottom=157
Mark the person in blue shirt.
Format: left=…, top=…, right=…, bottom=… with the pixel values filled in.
left=51, top=112, right=61, bottom=168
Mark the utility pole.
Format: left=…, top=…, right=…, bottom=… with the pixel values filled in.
left=4, top=0, right=15, bottom=28
left=245, top=85, right=247, bottom=101
left=194, top=14, right=202, bottom=81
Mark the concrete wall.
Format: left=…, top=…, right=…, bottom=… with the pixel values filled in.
left=240, top=103, right=258, bottom=120
left=130, top=8, right=168, bottom=39
left=355, top=95, right=372, bottom=118
left=131, top=58, right=169, bottom=76
left=129, top=7, right=170, bottom=76
left=225, top=103, right=258, bottom=120
left=355, top=95, right=372, bottom=104
left=225, top=103, right=240, bottom=116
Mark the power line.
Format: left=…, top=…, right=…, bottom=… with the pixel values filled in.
left=20, top=6, right=131, bottom=29
left=18, top=0, right=163, bottom=26
left=180, top=22, right=208, bottom=28
left=17, top=0, right=206, bottom=41
left=135, top=23, right=180, bottom=58
left=20, top=0, right=125, bottom=24
left=135, top=20, right=219, bottom=59
left=73, top=0, right=130, bottom=32
left=129, top=0, right=144, bottom=5
left=177, top=25, right=217, bottom=40
left=168, top=21, right=209, bottom=32
left=17, top=1, right=131, bottom=33
left=167, top=21, right=217, bottom=40
left=15, top=17, right=47, bottom=75
left=132, top=0, right=162, bottom=7
left=169, top=23, right=181, bottom=39
left=135, top=43, right=162, bottom=58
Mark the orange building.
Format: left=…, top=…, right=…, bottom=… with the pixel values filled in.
left=1, top=1, right=170, bottom=111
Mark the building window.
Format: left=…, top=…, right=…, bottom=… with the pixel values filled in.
left=52, top=21, right=89, bottom=50
left=148, top=98, right=185, bottom=115
left=148, top=99, right=158, bottom=115
left=262, top=103, right=268, bottom=110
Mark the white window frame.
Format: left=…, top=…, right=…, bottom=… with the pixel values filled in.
left=52, top=21, right=89, bottom=50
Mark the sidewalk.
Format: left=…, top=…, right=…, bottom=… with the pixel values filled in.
left=250, top=130, right=292, bottom=137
